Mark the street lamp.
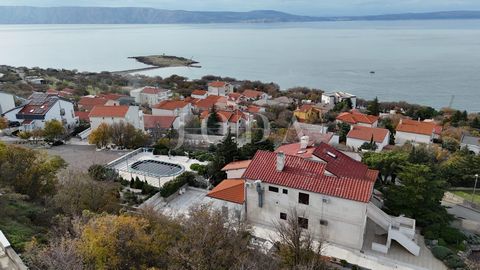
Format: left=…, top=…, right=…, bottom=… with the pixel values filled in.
left=472, top=174, right=479, bottom=203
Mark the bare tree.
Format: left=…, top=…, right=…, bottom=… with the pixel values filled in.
left=273, top=208, right=328, bottom=270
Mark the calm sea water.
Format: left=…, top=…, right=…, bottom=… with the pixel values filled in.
left=0, top=20, right=479, bottom=111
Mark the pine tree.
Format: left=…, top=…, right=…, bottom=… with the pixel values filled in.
left=207, top=106, right=220, bottom=135
left=367, top=97, right=380, bottom=116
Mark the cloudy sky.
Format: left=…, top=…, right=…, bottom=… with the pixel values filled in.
left=0, top=0, right=479, bottom=16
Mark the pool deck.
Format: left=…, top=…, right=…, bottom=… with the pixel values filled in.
left=111, top=151, right=208, bottom=188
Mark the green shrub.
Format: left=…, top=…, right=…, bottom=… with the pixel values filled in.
left=424, top=224, right=465, bottom=245
left=444, top=254, right=465, bottom=269
left=160, top=172, right=195, bottom=198
left=88, top=164, right=119, bottom=181
left=340, top=259, right=348, bottom=267
left=190, top=163, right=208, bottom=176
left=437, top=238, right=447, bottom=247
left=431, top=246, right=453, bottom=260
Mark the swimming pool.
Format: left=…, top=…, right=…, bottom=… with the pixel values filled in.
left=130, top=160, right=184, bottom=178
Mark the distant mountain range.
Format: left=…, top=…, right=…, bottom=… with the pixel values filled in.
left=1, top=7, right=480, bottom=24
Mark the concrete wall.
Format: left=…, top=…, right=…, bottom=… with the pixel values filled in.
left=245, top=180, right=367, bottom=250
left=226, top=168, right=246, bottom=179
left=0, top=92, right=15, bottom=115
left=395, top=131, right=431, bottom=145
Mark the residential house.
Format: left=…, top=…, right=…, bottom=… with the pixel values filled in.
left=227, top=144, right=421, bottom=256
left=221, top=160, right=252, bottom=179
left=460, top=134, right=480, bottom=154
left=143, top=115, right=180, bottom=133
left=207, top=81, right=234, bottom=96
left=241, top=89, right=269, bottom=101
left=294, top=104, right=318, bottom=123
left=88, top=105, right=144, bottom=130
left=247, top=105, right=265, bottom=114
left=46, top=88, right=75, bottom=99
left=207, top=179, right=245, bottom=219
left=191, top=90, right=208, bottom=99
left=131, top=87, right=171, bottom=107
left=227, top=92, right=245, bottom=107
left=152, top=100, right=192, bottom=118
left=336, top=110, right=379, bottom=128
left=200, top=109, right=247, bottom=135
left=25, top=76, right=46, bottom=85
left=78, top=96, right=108, bottom=112
left=2, top=92, right=77, bottom=131
left=99, top=93, right=128, bottom=106
left=321, top=91, right=357, bottom=108
left=346, top=126, right=390, bottom=152
left=395, top=119, right=442, bottom=145
left=193, top=95, right=227, bottom=112
left=0, top=92, right=15, bottom=114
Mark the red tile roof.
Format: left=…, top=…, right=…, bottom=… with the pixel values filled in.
left=142, top=87, right=166, bottom=95
left=194, top=95, right=226, bottom=110
left=336, top=111, right=379, bottom=125
left=243, top=151, right=376, bottom=203
left=143, top=115, right=177, bottom=129
left=200, top=110, right=246, bottom=123
left=396, top=119, right=442, bottom=136
left=207, top=179, right=245, bottom=204
left=208, top=81, right=227, bottom=88
left=228, top=92, right=243, bottom=101
left=191, top=89, right=207, bottom=96
left=79, top=97, right=108, bottom=110
left=222, top=160, right=252, bottom=171
left=153, top=100, right=189, bottom=110
left=242, top=89, right=265, bottom=99
left=275, top=143, right=316, bottom=159
left=89, top=105, right=129, bottom=118
left=313, top=143, right=373, bottom=179
left=75, top=111, right=90, bottom=122
left=347, top=126, right=389, bottom=143
left=99, top=93, right=127, bottom=101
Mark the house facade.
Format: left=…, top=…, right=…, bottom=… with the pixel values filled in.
left=88, top=105, right=144, bottom=130
left=395, top=119, right=442, bottom=145
left=191, top=90, right=208, bottom=99
left=0, top=92, right=15, bottom=115
left=208, top=81, right=234, bottom=96
left=152, top=100, right=192, bottom=118
left=346, top=126, right=390, bottom=152
left=3, top=93, right=77, bottom=131
left=322, top=91, right=357, bottom=108
left=242, top=89, right=269, bottom=101
left=133, top=87, right=172, bottom=107
left=222, top=160, right=252, bottom=179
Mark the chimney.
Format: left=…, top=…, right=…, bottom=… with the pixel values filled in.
left=276, top=152, right=285, bottom=172
left=300, top=136, right=309, bottom=150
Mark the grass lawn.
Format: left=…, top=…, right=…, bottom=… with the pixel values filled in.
left=451, top=190, right=480, bottom=204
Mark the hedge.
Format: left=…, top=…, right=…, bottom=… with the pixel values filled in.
left=431, top=246, right=453, bottom=260
left=160, top=172, right=196, bottom=198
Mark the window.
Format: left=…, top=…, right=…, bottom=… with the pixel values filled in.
left=299, top=192, right=310, bottom=205
left=282, top=189, right=288, bottom=194
left=298, top=217, right=309, bottom=229
left=280, top=212, right=287, bottom=220
left=269, top=186, right=279, bottom=193
left=320, top=219, right=328, bottom=226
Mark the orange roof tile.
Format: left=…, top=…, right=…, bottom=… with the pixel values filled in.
left=396, top=119, right=442, bottom=136
left=143, top=115, right=177, bottom=129
left=242, top=89, right=265, bottom=99
left=296, top=104, right=314, bottom=113
left=153, top=100, right=189, bottom=110
left=275, top=143, right=316, bottom=159
left=75, top=111, right=90, bottom=121
left=336, top=111, right=379, bottom=125
left=194, top=95, right=226, bottom=110
left=79, top=97, right=108, bottom=109
left=208, top=81, right=228, bottom=88
left=192, top=89, right=207, bottom=96
left=228, top=92, right=243, bottom=101
left=347, top=126, right=389, bottom=143
left=89, top=105, right=129, bottom=118
left=247, top=105, right=262, bottom=113
left=142, top=87, right=167, bottom=95
left=207, top=179, right=245, bottom=204
left=221, top=160, right=252, bottom=171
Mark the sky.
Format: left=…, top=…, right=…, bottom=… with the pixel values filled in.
left=0, top=0, right=480, bottom=16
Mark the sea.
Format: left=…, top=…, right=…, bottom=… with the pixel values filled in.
left=0, top=20, right=479, bottom=111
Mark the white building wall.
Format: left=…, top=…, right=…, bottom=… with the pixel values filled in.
left=90, top=106, right=142, bottom=130
left=245, top=180, right=368, bottom=250
left=0, top=92, right=15, bottom=114
left=192, top=93, right=207, bottom=99
left=152, top=104, right=192, bottom=117
left=395, top=131, right=431, bottom=145
left=225, top=168, right=246, bottom=179
left=346, top=135, right=389, bottom=152
left=44, top=99, right=78, bottom=129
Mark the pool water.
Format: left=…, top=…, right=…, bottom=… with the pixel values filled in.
left=130, top=160, right=184, bottom=177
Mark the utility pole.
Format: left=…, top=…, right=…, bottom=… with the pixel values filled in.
left=472, top=174, right=479, bottom=203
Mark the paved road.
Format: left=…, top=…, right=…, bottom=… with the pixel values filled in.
left=443, top=201, right=480, bottom=223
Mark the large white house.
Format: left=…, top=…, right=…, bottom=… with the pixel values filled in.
left=207, top=81, right=234, bottom=96
left=395, top=119, right=442, bottom=145
left=152, top=100, right=192, bottom=118
left=88, top=105, right=144, bottom=130
left=322, top=91, right=357, bottom=108
left=346, top=125, right=390, bottom=152
left=0, top=92, right=15, bottom=115
left=2, top=92, right=77, bottom=131
left=215, top=143, right=420, bottom=257
left=130, top=86, right=172, bottom=107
